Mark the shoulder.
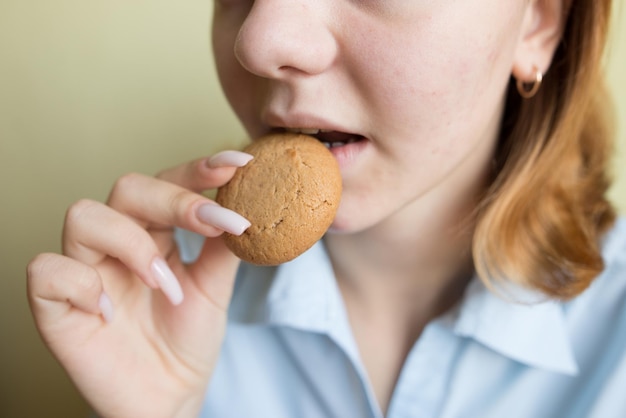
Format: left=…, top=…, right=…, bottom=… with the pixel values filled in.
left=554, top=218, right=626, bottom=415
left=562, top=216, right=626, bottom=347
left=590, top=217, right=626, bottom=296
left=566, top=217, right=626, bottom=310
left=601, top=217, right=626, bottom=262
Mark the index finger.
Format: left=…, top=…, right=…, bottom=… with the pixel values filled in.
left=156, top=150, right=253, bottom=193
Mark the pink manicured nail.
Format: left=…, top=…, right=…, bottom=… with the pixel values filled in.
left=98, top=292, right=114, bottom=323
left=197, top=204, right=251, bottom=235
left=151, top=258, right=184, bottom=305
left=206, top=151, right=254, bottom=168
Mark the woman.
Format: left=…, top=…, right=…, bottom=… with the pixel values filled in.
left=28, top=1, right=623, bottom=417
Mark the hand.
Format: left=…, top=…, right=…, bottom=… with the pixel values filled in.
left=27, top=151, right=253, bottom=418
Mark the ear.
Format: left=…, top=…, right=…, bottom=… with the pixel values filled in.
left=512, top=0, right=571, bottom=82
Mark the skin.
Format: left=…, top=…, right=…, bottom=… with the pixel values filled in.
left=27, top=0, right=569, bottom=416
left=213, top=0, right=567, bottom=410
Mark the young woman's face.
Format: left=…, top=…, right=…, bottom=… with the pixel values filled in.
left=212, top=0, right=528, bottom=233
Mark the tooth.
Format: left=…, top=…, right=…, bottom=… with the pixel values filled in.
left=298, top=128, right=320, bottom=135
left=285, top=128, right=321, bottom=134
left=330, top=142, right=346, bottom=148
left=321, top=142, right=331, bottom=148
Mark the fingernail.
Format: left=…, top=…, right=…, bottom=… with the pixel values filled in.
left=197, top=204, right=251, bottom=235
left=151, top=258, right=184, bottom=305
left=206, top=151, right=254, bottom=168
left=98, top=292, right=114, bottom=323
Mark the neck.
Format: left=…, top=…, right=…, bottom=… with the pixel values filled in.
left=324, top=189, right=480, bottom=415
left=325, top=176, right=481, bottom=322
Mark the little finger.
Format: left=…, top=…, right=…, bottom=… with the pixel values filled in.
left=27, top=253, right=113, bottom=326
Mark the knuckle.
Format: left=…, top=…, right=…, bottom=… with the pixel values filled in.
left=26, top=254, right=70, bottom=300
left=27, top=253, right=57, bottom=281
left=168, top=189, right=197, bottom=223
left=65, top=199, right=99, bottom=226
left=110, top=172, right=143, bottom=202
left=115, top=172, right=143, bottom=188
left=26, top=253, right=103, bottom=314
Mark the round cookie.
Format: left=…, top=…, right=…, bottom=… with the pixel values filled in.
left=216, top=132, right=342, bottom=266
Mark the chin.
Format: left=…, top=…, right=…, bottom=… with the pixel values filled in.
left=325, top=213, right=354, bottom=235
left=324, top=194, right=384, bottom=235
left=325, top=211, right=369, bottom=235
left=326, top=223, right=349, bottom=235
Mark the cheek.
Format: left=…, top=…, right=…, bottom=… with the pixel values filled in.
left=212, top=21, right=239, bottom=98
left=359, top=6, right=521, bottom=135
left=379, top=36, right=515, bottom=169
left=331, top=17, right=521, bottom=232
left=212, top=12, right=260, bottom=134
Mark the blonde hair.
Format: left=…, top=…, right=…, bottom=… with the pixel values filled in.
left=474, top=0, right=616, bottom=300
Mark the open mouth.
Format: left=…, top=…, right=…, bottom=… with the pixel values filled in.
left=284, top=128, right=366, bottom=148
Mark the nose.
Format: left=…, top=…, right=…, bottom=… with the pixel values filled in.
left=234, top=0, right=337, bottom=79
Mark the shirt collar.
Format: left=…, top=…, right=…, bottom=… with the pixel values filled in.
left=452, top=278, right=579, bottom=376
left=229, top=240, right=361, bottom=361
left=264, top=240, right=343, bottom=333
left=230, top=240, right=579, bottom=376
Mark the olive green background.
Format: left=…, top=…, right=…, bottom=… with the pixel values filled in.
left=1, top=2, right=624, bottom=417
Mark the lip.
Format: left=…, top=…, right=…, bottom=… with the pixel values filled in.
left=262, top=111, right=364, bottom=140
left=258, top=112, right=370, bottom=170
left=270, top=128, right=368, bottom=170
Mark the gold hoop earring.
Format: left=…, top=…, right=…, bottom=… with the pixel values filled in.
left=516, top=68, right=543, bottom=99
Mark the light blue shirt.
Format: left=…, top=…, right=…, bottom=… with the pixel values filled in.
left=177, top=218, right=626, bottom=418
